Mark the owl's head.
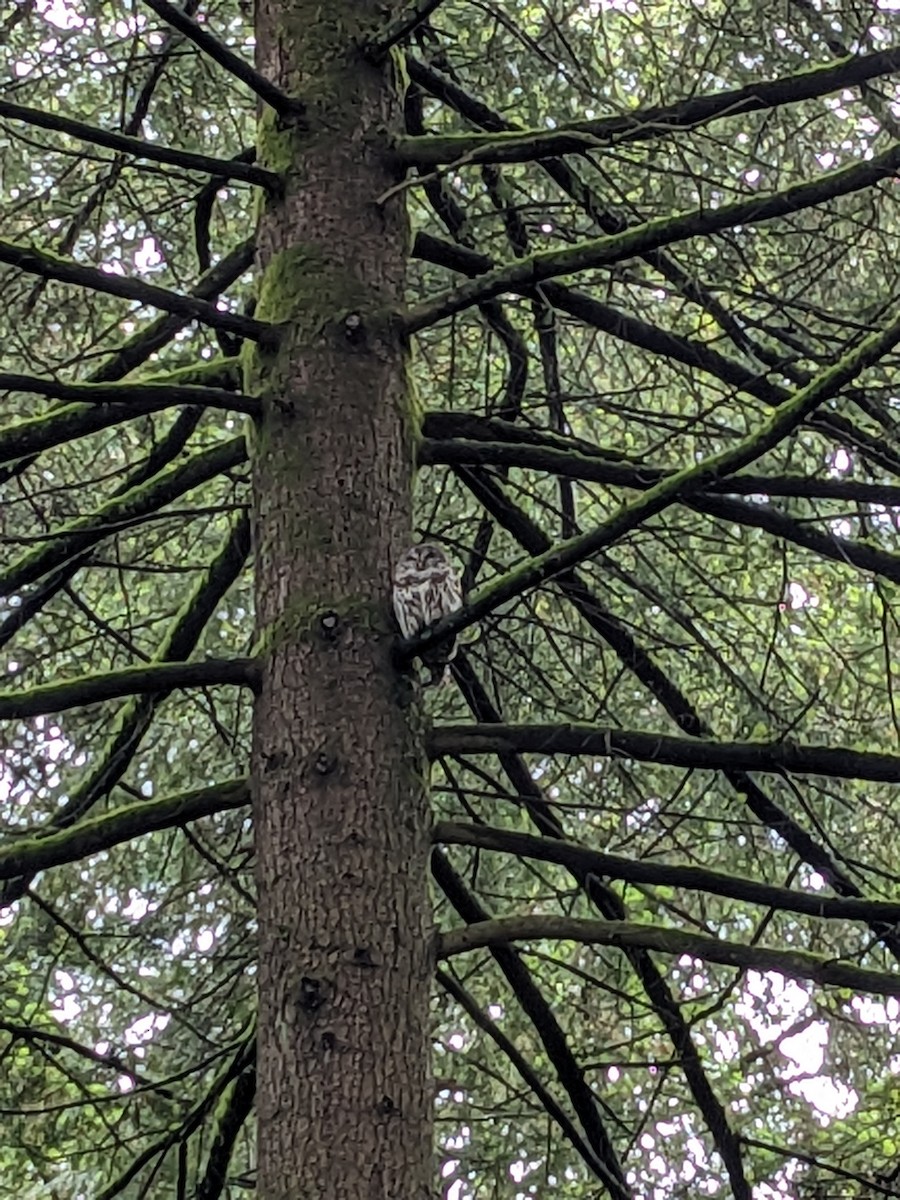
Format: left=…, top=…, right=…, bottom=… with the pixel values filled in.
left=394, top=543, right=451, bottom=580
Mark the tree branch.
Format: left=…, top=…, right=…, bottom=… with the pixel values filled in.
left=195, top=1061, right=257, bottom=1200
left=87, top=242, right=254, bottom=384
left=436, top=968, right=602, bottom=1177
left=432, top=849, right=631, bottom=1196
left=413, top=233, right=900, bottom=481
left=0, top=513, right=252, bottom=908
left=0, top=239, right=273, bottom=343
left=0, top=659, right=258, bottom=720
left=365, top=0, right=449, bottom=57
left=406, top=139, right=900, bottom=332
left=420, top=435, right=900, bottom=582
left=455, top=468, right=900, bottom=962
left=429, top=724, right=900, bottom=783
left=141, top=0, right=304, bottom=120
left=396, top=47, right=900, bottom=166
left=420, top=423, right=900, bottom=506
left=434, top=822, right=900, bottom=923
left=689, top=491, right=900, bottom=584
left=0, top=779, right=249, bottom=883
left=0, top=99, right=280, bottom=191
left=447, top=654, right=750, bottom=1196
left=95, top=1034, right=255, bottom=1200
left=0, top=408, right=206, bottom=645
left=0, top=376, right=256, bottom=468
left=438, top=916, right=900, bottom=997
left=404, top=311, right=900, bottom=657
left=1, top=436, right=247, bottom=594
left=0, top=373, right=257, bottom=411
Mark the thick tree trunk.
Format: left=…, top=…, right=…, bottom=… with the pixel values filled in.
left=248, top=4, right=433, bottom=1197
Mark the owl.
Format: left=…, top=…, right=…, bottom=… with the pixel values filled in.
left=392, top=543, right=463, bottom=686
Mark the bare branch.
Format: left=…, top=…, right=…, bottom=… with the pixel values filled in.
left=0, top=239, right=273, bottom=343
left=438, top=916, right=900, bottom=997
left=95, top=1035, right=255, bottom=1200
left=141, top=0, right=304, bottom=120
left=420, top=424, right=900, bottom=506
left=396, top=47, right=900, bottom=166
left=195, top=1061, right=257, bottom=1200
left=429, top=724, right=900, bottom=783
left=0, top=513, right=252, bottom=908
left=447, top=657, right=749, bottom=1196
left=0, top=659, right=259, bottom=721
left=0, top=99, right=279, bottom=191
left=434, top=822, right=900, bottom=923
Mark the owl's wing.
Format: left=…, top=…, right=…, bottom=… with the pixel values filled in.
left=393, top=578, right=426, bottom=638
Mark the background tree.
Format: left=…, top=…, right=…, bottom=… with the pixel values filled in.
left=2, top=0, right=900, bottom=1197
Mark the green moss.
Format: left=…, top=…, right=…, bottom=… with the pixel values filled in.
left=135, top=356, right=241, bottom=390
left=256, top=106, right=298, bottom=177
left=254, top=244, right=331, bottom=326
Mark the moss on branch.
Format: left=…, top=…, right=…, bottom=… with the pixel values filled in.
left=0, top=779, right=249, bottom=882
left=1, top=436, right=248, bottom=594
left=428, top=723, right=900, bottom=783
left=438, top=916, right=900, bottom=997
left=0, top=239, right=273, bottom=343
left=398, top=47, right=900, bottom=166
left=0, top=659, right=258, bottom=720
left=406, top=140, right=900, bottom=332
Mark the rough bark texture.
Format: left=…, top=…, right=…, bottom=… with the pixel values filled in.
left=249, top=4, right=433, bottom=1197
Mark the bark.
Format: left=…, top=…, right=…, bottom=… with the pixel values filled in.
left=250, top=4, right=433, bottom=1199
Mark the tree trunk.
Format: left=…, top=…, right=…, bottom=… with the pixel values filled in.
left=249, top=4, right=433, bottom=1196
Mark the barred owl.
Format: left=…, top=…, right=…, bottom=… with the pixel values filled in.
left=392, top=543, right=463, bottom=686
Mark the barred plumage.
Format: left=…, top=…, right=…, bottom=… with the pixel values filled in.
left=392, top=543, right=463, bottom=686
